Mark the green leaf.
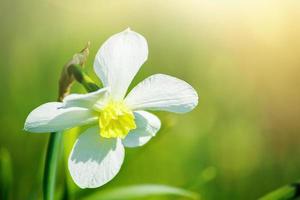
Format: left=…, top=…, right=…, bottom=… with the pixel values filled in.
left=0, top=148, right=13, bottom=200
left=82, top=184, right=199, bottom=200
left=259, top=182, right=300, bottom=200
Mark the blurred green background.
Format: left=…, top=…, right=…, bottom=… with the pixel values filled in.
left=1, top=0, right=300, bottom=199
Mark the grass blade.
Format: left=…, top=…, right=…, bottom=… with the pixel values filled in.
left=0, top=148, right=13, bottom=200
left=259, top=182, right=300, bottom=200
left=82, top=184, right=199, bottom=200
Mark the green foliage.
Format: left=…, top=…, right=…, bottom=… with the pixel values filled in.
left=259, top=183, right=300, bottom=200
left=82, top=184, right=199, bottom=200
left=0, top=148, right=13, bottom=200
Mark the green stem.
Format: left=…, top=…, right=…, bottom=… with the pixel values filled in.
left=43, top=132, right=63, bottom=200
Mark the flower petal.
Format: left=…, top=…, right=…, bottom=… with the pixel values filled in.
left=125, top=74, right=198, bottom=113
left=24, top=102, right=97, bottom=133
left=122, top=111, right=161, bottom=148
left=62, top=87, right=109, bottom=109
left=68, top=126, right=124, bottom=188
left=94, top=28, right=148, bottom=100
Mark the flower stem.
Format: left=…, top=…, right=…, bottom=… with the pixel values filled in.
left=43, top=132, right=63, bottom=200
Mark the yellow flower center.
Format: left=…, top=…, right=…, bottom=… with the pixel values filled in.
left=99, top=100, right=136, bottom=139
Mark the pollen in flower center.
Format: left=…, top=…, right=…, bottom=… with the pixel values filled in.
left=99, top=100, right=136, bottom=139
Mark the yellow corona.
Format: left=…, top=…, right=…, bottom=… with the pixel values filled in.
left=99, top=100, right=136, bottom=138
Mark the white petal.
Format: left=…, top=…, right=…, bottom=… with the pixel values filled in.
left=63, top=87, right=109, bottom=109
left=24, top=102, right=97, bottom=133
left=122, top=111, right=161, bottom=148
left=125, top=74, right=198, bottom=113
left=68, top=126, right=124, bottom=188
left=94, top=28, right=148, bottom=100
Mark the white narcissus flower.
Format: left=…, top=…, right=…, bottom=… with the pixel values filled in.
left=24, top=28, right=198, bottom=189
